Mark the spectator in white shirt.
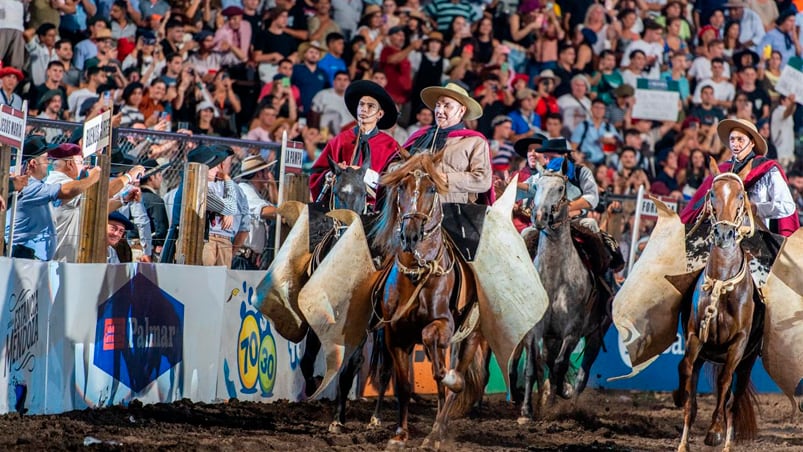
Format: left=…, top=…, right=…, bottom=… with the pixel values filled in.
left=620, top=19, right=665, bottom=79
left=310, top=71, right=352, bottom=134
left=727, top=0, right=766, bottom=50
left=771, top=94, right=797, bottom=169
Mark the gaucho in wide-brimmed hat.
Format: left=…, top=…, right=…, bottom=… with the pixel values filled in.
left=680, top=118, right=799, bottom=236
left=308, top=80, right=401, bottom=206
left=402, top=82, right=493, bottom=204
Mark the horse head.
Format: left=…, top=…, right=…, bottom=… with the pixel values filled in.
left=707, top=157, right=754, bottom=249
left=327, top=156, right=369, bottom=213
left=532, top=158, right=570, bottom=231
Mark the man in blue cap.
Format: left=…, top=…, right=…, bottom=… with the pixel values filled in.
left=5, top=136, right=101, bottom=260
left=107, top=211, right=136, bottom=263
left=160, top=145, right=239, bottom=264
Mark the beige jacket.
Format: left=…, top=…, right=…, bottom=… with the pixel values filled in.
left=436, top=135, right=493, bottom=203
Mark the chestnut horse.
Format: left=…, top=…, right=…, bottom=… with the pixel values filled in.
left=675, top=163, right=761, bottom=452
left=370, top=153, right=488, bottom=449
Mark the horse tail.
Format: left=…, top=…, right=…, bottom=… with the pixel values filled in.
left=368, top=328, right=389, bottom=392
left=448, top=336, right=489, bottom=418
left=733, top=380, right=759, bottom=442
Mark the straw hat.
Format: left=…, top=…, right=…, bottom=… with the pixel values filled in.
left=361, top=5, right=382, bottom=21
left=717, top=118, right=767, bottom=155
left=235, top=155, right=276, bottom=179
left=420, top=83, right=483, bottom=120
left=297, top=40, right=327, bottom=56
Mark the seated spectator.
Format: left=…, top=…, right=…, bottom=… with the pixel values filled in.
left=209, top=70, right=242, bottom=136
left=571, top=98, right=620, bottom=166
left=27, top=61, right=68, bottom=117
left=310, top=71, right=351, bottom=134
left=319, top=32, right=348, bottom=86
left=309, top=0, right=342, bottom=43
left=74, top=17, right=110, bottom=72
left=68, top=65, right=107, bottom=118
left=245, top=104, right=280, bottom=142
left=120, top=82, right=146, bottom=127
left=590, top=50, right=622, bottom=106
left=55, top=40, right=82, bottom=88
left=557, top=75, right=592, bottom=131
left=292, top=41, right=329, bottom=118
left=139, top=78, right=171, bottom=127
left=509, top=88, right=541, bottom=142
left=122, top=30, right=166, bottom=86
left=253, top=7, right=299, bottom=84
left=689, top=84, right=726, bottom=125
left=214, top=6, right=250, bottom=64
left=110, top=0, right=138, bottom=41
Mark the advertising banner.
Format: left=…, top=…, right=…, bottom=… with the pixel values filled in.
left=218, top=270, right=307, bottom=403
left=46, top=263, right=224, bottom=413
left=0, top=258, right=52, bottom=414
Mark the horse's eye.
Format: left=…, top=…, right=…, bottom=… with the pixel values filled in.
left=427, top=186, right=437, bottom=194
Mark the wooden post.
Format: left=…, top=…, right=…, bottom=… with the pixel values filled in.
left=0, top=147, right=9, bottom=256
left=176, top=162, right=208, bottom=265
left=77, top=154, right=111, bottom=263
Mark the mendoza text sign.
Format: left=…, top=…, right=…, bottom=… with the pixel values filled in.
left=775, top=56, right=803, bottom=105
left=82, top=110, right=112, bottom=157
left=632, top=79, right=681, bottom=122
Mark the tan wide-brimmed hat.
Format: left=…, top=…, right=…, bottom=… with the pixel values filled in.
left=297, top=40, right=327, bottom=56
left=421, top=83, right=483, bottom=120
left=235, top=155, right=276, bottom=179
left=361, top=4, right=382, bottom=21
left=717, top=118, right=767, bottom=155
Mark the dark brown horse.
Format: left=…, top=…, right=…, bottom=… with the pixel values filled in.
left=370, top=153, right=488, bottom=449
left=675, top=162, right=761, bottom=452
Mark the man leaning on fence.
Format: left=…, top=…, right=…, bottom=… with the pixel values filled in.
left=5, top=136, right=100, bottom=261
left=234, top=155, right=277, bottom=269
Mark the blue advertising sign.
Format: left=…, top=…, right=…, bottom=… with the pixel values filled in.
left=93, top=274, right=185, bottom=393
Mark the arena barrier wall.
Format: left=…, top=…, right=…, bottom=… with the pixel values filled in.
left=0, top=257, right=783, bottom=415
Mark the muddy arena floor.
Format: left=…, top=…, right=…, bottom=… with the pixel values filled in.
left=0, top=389, right=800, bottom=451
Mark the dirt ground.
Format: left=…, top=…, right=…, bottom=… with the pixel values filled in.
left=0, top=388, right=801, bottom=451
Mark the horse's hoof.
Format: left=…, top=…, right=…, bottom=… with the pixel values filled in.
left=328, top=421, right=344, bottom=434
left=516, top=416, right=531, bottom=425
left=704, top=430, right=723, bottom=447
left=672, top=389, right=685, bottom=408
left=559, top=382, right=574, bottom=399
left=442, top=370, right=464, bottom=393
left=367, top=416, right=381, bottom=429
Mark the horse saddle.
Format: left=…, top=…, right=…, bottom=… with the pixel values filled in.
left=441, top=203, right=487, bottom=262
left=570, top=223, right=620, bottom=277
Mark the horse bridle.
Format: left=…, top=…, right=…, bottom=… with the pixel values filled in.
left=317, top=171, right=369, bottom=214
left=535, top=171, right=571, bottom=230
left=704, top=173, right=756, bottom=243
left=397, top=169, right=443, bottom=241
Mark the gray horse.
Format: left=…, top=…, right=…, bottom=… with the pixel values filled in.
left=513, top=159, right=611, bottom=423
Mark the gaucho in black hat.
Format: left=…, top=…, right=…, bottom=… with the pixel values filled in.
left=308, top=80, right=401, bottom=207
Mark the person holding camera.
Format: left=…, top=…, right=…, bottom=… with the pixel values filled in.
left=122, top=30, right=166, bottom=86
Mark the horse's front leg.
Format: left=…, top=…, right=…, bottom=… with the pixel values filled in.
left=387, top=342, right=414, bottom=450
left=705, top=330, right=748, bottom=448
left=678, top=333, right=703, bottom=452
left=329, top=340, right=365, bottom=433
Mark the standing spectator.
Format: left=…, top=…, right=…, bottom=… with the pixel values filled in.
left=275, top=0, right=310, bottom=42
left=356, top=5, right=388, bottom=60
left=748, top=0, right=780, bottom=31
left=308, top=0, right=341, bottom=43
left=138, top=159, right=170, bottom=260
left=254, top=8, right=298, bottom=83
left=311, top=71, right=352, bottom=134
left=737, top=65, right=770, bottom=119
left=557, top=74, right=591, bottom=131
left=552, top=43, right=579, bottom=98
left=214, top=6, right=251, bottom=64
left=139, top=78, right=171, bottom=126
left=689, top=84, right=727, bottom=125
left=110, top=0, right=138, bottom=40
left=73, top=17, right=110, bottom=72
left=692, top=57, right=735, bottom=109
left=318, top=32, right=348, bottom=86
left=187, top=30, right=240, bottom=81
left=235, top=155, right=277, bottom=269
left=139, top=0, right=170, bottom=23
left=590, top=50, right=623, bottom=106
left=291, top=41, right=328, bottom=118
left=332, top=0, right=363, bottom=41
left=759, top=10, right=800, bottom=68
left=510, top=88, right=541, bottom=142
left=379, top=26, right=421, bottom=107
left=28, top=62, right=68, bottom=116
left=620, top=49, right=646, bottom=88
left=771, top=94, right=797, bottom=169
left=424, top=0, right=477, bottom=33
left=55, top=40, right=82, bottom=87
left=209, top=71, right=242, bottom=136
left=122, top=31, right=166, bottom=85
left=607, top=84, right=635, bottom=131
left=24, top=23, right=59, bottom=87
left=120, top=81, right=146, bottom=127
left=689, top=39, right=732, bottom=82
left=533, top=69, right=560, bottom=126
left=0, top=66, right=23, bottom=110
left=488, top=115, right=515, bottom=173
left=245, top=104, right=280, bottom=141
left=620, top=20, right=664, bottom=80
left=0, top=0, right=25, bottom=69
left=726, top=0, right=766, bottom=50
left=58, top=0, right=98, bottom=44
left=160, top=19, right=188, bottom=58
left=571, top=98, right=620, bottom=166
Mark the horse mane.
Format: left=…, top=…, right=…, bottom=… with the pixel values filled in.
left=372, top=153, right=447, bottom=255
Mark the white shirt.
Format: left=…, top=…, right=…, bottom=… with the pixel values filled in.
left=688, top=57, right=731, bottom=82
left=46, top=171, right=82, bottom=262
left=0, top=1, right=24, bottom=31
left=620, top=40, right=664, bottom=79
left=557, top=94, right=591, bottom=131
left=771, top=105, right=795, bottom=162
left=739, top=8, right=766, bottom=50
left=311, top=88, right=351, bottom=135
left=692, top=79, right=735, bottom=105
left=238, top=181, right=272, bottom=252
left=748, top=165, right=796, bottom=221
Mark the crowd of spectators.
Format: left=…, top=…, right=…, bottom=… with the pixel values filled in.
left=4, top=0, right=803, bottom=229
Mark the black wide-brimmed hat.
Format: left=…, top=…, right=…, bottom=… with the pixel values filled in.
left=513, top=132, right=549, bottom=158
left=537, top=137, right=572, bottom=154
left=344, top=80, right=398, bottom=130
left=22, top=135, right=49, bottom=161
left=110, top=146, right=135, bottom=174
left=187, top=144, right=233, bottom=168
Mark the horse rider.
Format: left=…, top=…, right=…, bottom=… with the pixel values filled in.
left=681, top=118, right=799, bottom=237
left=403, top=82, right=493, bottom=204
left=525, top=137, right=625, bottom=274
left=508, top=133, right=549, bottom=232
left=309, top=80, right=401, bottom=209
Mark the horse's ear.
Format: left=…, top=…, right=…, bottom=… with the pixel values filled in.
left=560, top=157, right=569, bottom=176
left=328, top=155, right=341, bottom=175
left=708, top=156, right=720, bottom=177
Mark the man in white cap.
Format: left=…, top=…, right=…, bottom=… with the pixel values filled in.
left=403, top=82, right=492, bottom=204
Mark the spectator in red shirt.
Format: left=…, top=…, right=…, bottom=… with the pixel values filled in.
left=533, top=69, right=560, bottom=125
left=379, top=26, right=422, bottom=106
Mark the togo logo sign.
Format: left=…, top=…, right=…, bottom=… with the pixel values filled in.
left=94, top=274, right=185, bottom=393
left=231, top=283, right=277, bottom=397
